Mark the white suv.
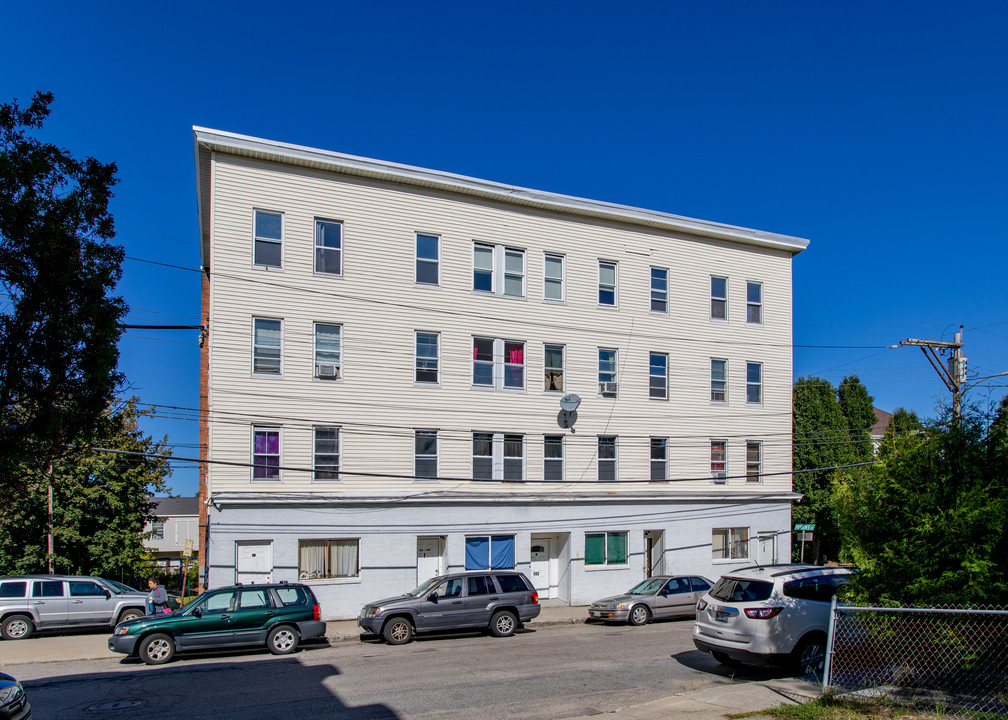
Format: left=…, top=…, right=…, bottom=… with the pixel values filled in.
left=693, top=564, right=852, bottom=674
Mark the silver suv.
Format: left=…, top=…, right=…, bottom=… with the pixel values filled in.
left=693, top=564, right=853, bottom=674
left=0, top=575, right=150, bottom=640
left=358, top=570, right=541, bottom=644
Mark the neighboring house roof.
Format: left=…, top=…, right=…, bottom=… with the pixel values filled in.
left=871, top=408, right=893, bottom=439
left=151, top=496, right=199, bottom=517
left=193, top=127, right=810, bottom=270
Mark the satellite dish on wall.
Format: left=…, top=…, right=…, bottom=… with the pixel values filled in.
left=559, top=394, right=582, bottom=412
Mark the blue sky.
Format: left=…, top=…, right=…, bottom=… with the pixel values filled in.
left=4, top=1, right=1007, bottom=497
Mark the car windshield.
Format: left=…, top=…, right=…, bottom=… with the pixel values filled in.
left=101, top=579, right=135, bottom=595
left=627, top=578, right=667, bottom=595
left=408, top=577, right=443, bottom=598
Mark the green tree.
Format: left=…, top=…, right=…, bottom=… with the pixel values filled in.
left=0, top=91, right=125, bottom=496
left=0, top=398, right=170, bottom=577
left=833, top=403, right=1008, bottom=605
left=838, top=375, right=876, bottom=462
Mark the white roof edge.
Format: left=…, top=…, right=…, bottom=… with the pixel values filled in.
left=192, top=126, right=809, bottom=254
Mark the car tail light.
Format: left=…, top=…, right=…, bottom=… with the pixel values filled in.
left=744, top=607, right=783, bottom=619
left=697, top=599, right=708, bottom=611
left=314, top=603, right=321, bottom=622
left=530, top=591, right=539, bottom=605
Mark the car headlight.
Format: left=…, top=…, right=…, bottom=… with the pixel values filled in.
left=0, top=682, right=23, bottom=704
left=114, top=624, right=130, bottom=635
left=615, top=604, right=624, bottom=610
left=363, top=606, right=380, bottom=618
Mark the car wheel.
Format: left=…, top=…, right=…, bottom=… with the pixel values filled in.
left=490, top=610, right=518, bottom=637
left=139, top=633, right=175, bottom=665
left=711, top=651, right=740, bottom=666
left=793, top=633, right=827, bottom=676
left=1, top=614, right=34, bottom=640
left=628, top=605, right=651, bottom=626
left=118, top=608, right=143, bottom=624
left=383, top=617, right=414, bottom=645
left=267, top=625, right=299, bottom=655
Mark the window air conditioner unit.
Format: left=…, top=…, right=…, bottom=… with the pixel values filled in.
left=599, top=381, right=618, bottom=395
left=711, top=472, right=727, bottom=484
left=316, top=363, right=339, bottom=379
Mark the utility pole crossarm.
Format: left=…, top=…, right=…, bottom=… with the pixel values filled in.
left=899, top=328, right=966, bottom=417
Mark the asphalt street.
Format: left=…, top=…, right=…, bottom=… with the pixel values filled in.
left=10, top=619, right=786, bottom=720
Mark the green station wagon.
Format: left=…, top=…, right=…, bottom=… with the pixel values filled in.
left=108, top=582, right=325, bottom=664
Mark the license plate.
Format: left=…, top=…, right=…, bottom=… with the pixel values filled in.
left=715, top=610, right=731, bottom=622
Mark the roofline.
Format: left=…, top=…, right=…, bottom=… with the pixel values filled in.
left=193, top=126, right=809, bottom=267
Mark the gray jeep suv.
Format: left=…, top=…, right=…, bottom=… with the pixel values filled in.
left=358, top=570, right=541, bottom=644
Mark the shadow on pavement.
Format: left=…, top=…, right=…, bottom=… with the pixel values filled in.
left=671, top=649, right=792, bottom=681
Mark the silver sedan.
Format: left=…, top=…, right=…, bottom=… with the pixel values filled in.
left=588, top=575, right=714, bottom=626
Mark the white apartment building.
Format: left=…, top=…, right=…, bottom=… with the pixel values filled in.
left=194, top=128, right=808, bottom=619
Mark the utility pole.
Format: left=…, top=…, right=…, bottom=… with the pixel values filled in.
left=900, top=327, right=967, bottom=417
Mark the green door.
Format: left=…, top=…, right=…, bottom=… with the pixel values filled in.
left=230, top=588, right=275, bottom=645
left=176, top=589, right=238, bottom=649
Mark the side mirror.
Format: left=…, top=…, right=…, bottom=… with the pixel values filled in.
left=426, top=592, right=438, bottom=603
left=192, top=607, right=202, bottom=618
left=103, top=590, right=111, bottom=599
left=659, top=590, right=668, bottom=597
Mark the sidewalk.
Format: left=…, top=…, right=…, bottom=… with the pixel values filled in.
left=0, top=604, right=823, bottom=719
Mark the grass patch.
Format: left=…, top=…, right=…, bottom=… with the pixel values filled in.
left=730, top=694, right=935, bottom=720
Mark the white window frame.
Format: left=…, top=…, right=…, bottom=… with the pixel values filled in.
left=473, top=242, right=525, bottom=298
left=252, top=317, right=282, bottom=376
left=598, top=348, right=618, bottom=395
left=313, top=426, right=341, bottom=481
left=712, top=527, right=749, bottom=561
left=298, top=538, right=359, bottom=579
left=649, top=352, right=668, bottom=400
left=543, top=435, right=564, bottom=482
left=650, top=437, right=668, bottom=481
left=543, top=252, right=565, bottom=303
left=746, top=362, right=763, bottom=405
left=314, top=218, right=343, bottom=277
left=313, top=322, right=342, bottom=380
left=544, top=343, right=564, bottom=393
left=746, top=440, right=762, bottom=483
left=252, top=426, right=281, bottom=481
left=710, top=358, right=727, bottom=403
left=414, top=430, right=439, bottom=481
left=415, top=232, right=440, bottom=286
left=585, top=531, right=629, bottom=566
left=597, top=436, right=617, bottom=482
left=253, top=209, right=283, bottom=269
left=415, top=331, right=440, bottom=385
left=650, top=267, right=669, bottom=314
left=746, top=281, right=763, bottom=325
left=711, top=276, right=728, bottom=321
left=710, top=439, right=727, bottom=482
left=472, top=337, right=526, bottom=391
left=598, top=260, right=618, bottom=307
left=471, top=432, right=525, bottom=481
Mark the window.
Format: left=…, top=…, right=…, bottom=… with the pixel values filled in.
left=544, top=344, right=564, bottom=392
left=472, top=338, right=525, bottom=390
left=543, top=435, right=564, bottom=482
left=0, top=582, right=27, bottom=598
left=651, top=267, right=668, bottom=313
left=473, top=243, right=525, bottom=297
left=252, top=318, right=282, bottom=375
left=465, top=535, right=515, bottom=570
left=747, top=362, right=762, bottom=404
left=314, top=323, right=341, bottom=379
left=298, top=539, right=359, bottom=579
left=598, top=348, right=617, bottom=395
left=468, top=575, right=491, bottom=596
left=712, top=528, right=749, bottom=560
left=649, top=352, right=668, bottom=399
left=710, top=440, right=727, bottom=482
left=33, top=581, right=64, bottom=597
left=598, top=260, right=617, bottom=306
left=253, top=209, right=282, bottom=268
left=314, top=427, right=340, bottom=480
left=416, top=233, right=440, bottom=285
left=747, top=281, right=762, bottom=324
left=253, top=427, right=280, bottom=480
left=544, top=253, right=565, bottom=302
left=650, top=437, right=667, bottom=481
left=746, top=441, right=761, bottom=483
left=472, top=432, right=525, bottom=481
left=710, top=358, right=727, bottom=403
left=585, top=531, right=628, bottom=565
left=69, top=581, right=106, bottom=596
left=151, top=520, right=165, bottom=539
left=414, top=430, right=438, bottom=480
left=415, top=332, right=439, bottom=384
left=711, top=276, right=727, bottom=320
left=239, top=589, right=270, bottom=609
left=598, top=436, right=617, bottom=481
left=314, top=219, right=342, bottom=276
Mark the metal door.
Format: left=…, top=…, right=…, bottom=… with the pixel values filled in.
left=176, top=589, right=237, bottom=649
left=30, top=580, right=68, bottom=628
left=236, top=541, right=272, bottom=584
left=416, top=536, right=445, bottom=585
left=757, top=533, right=777, bottom=565
left=652, top=577, right=696, bottom=618
left=415, top=576, right=465, bottom=630
left=67, top=579, right=114, bottom=625
left=529, top=541, right=550, bottom=594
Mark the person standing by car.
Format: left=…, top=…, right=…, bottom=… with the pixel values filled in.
left=146, top=577, right=169, bottom=615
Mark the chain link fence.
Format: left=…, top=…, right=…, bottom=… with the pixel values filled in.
left=825, top=602, right=1008, bottom=717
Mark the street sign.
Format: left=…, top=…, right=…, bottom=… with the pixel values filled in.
left=183, top=539, right=193, bottom=558
left=794, top=524, right=815, bottom=531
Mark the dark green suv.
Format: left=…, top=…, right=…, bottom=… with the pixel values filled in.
left=108, top=582, right=325, bottom=664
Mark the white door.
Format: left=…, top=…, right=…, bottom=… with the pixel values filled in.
left=236, top=541, right=272, bottom=584
left=417, top=536, right=445, bottom=584
left=757, top=533, right=777, bottom=565
left=530, top=540, right=550, bottom=595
